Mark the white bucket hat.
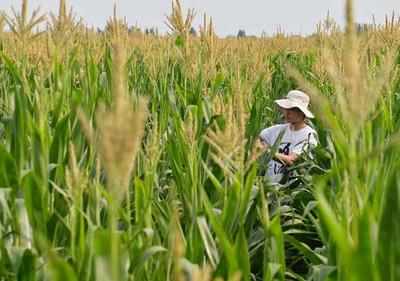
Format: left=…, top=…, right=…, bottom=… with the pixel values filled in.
left=274, top=90, right=314, bottom=118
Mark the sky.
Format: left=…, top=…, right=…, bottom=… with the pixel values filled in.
left=1, top=0, right=399, bottom=36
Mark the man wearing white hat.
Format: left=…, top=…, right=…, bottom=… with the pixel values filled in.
left=258, top=90, right=318, bottom=184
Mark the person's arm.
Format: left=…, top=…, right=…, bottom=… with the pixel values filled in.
left=256, top=137, right=271, bottom=152
left=280, top=131, right=318, bottom=166
left=274, top=152, right=299, bottom=166
left=257, top=138, right=298, bottom=165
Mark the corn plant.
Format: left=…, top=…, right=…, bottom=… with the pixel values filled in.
left=0, top=0, right=399, bottom=280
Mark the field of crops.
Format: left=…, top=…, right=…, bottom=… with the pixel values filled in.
left=0, top=0, right=399, bottom=280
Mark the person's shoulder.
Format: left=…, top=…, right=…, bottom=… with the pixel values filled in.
left=303, top=125, right=317, bottom=135
left=264, top=123, right=287, bottom=132
left=260, top=123, right=287, bottom=140
left=303, top=125, right=318, bottom=145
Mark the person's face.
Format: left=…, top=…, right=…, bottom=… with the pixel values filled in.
left=280, top=107, right=305, bottom=124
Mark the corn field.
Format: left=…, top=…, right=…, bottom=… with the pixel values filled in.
left=0, top=0, right=399, bottom=280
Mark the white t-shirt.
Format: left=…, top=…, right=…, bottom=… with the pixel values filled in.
left=259, top=123, right=318, bottom=183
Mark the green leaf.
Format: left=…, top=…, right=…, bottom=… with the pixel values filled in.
left=0, top=142, right=18, bottom=188
left=264, top=215, right=285, bottom=281
left=196, top=216, right=220, bottom=268
left=235, top=227, right=250, bottom=281
left=0, top=53, right=22, bottom=83
left=239, top=165, right=257, bottom=224
left=284, top=234, right=325, bottom=265
left=49, top=114, right=70, bottom=164
left=377, top=169, right=400, bottom=280
left=47, top=257, right=78, bottom=281
left=310, top=265, right=336, bottom=281
left=17, top=249, right=37, bottom=281
left=213, top=73, right=224, bottom=93
left=202, top=161, right=224, bottom=194
left=175, top=36, right=184, bottom=47
left=22, top=172, right=48, bottom=244
left=30, top=122, right=48, bottom=185
left=201, top=189, right=238, bottom=277
left=11, top=88, right=30, bottom=177
left=267, top=263, right=281, bottom=280
left=315, top=189, right=350, bottom=258
left=221, top=176, right=241, bottom=234
left=134, top=246, right=167, bottom=275
left=93, top=228, right=111, bottom=256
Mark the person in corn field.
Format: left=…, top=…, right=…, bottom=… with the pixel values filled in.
left=258, top=90, right=318, bottom=184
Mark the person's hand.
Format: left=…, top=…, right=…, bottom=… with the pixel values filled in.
left=274, top=152, right=299, bottom=166
left=255, top=138, right=264, bottom=149
left=256, top=138, right=270, bottom=153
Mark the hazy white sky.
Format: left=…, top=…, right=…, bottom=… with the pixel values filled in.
left=1, top=0, right=399, bottom=36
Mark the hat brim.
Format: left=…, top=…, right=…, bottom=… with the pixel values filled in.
left=274, top=99, right=314, bottom=118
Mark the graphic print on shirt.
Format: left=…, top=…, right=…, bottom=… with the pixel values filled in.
left=278, top=142, right=290, bottom=155
left=273, top=142, right=290, bottom=175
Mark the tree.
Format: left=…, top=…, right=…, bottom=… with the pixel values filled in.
left=237, top=29, right=246, bottom=38
left=189, top=27, right=197, bottom=37
left=145, top=27, right=157, bottom=36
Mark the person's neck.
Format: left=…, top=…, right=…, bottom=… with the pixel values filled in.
left=289, top=121, right=306, bottom=131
